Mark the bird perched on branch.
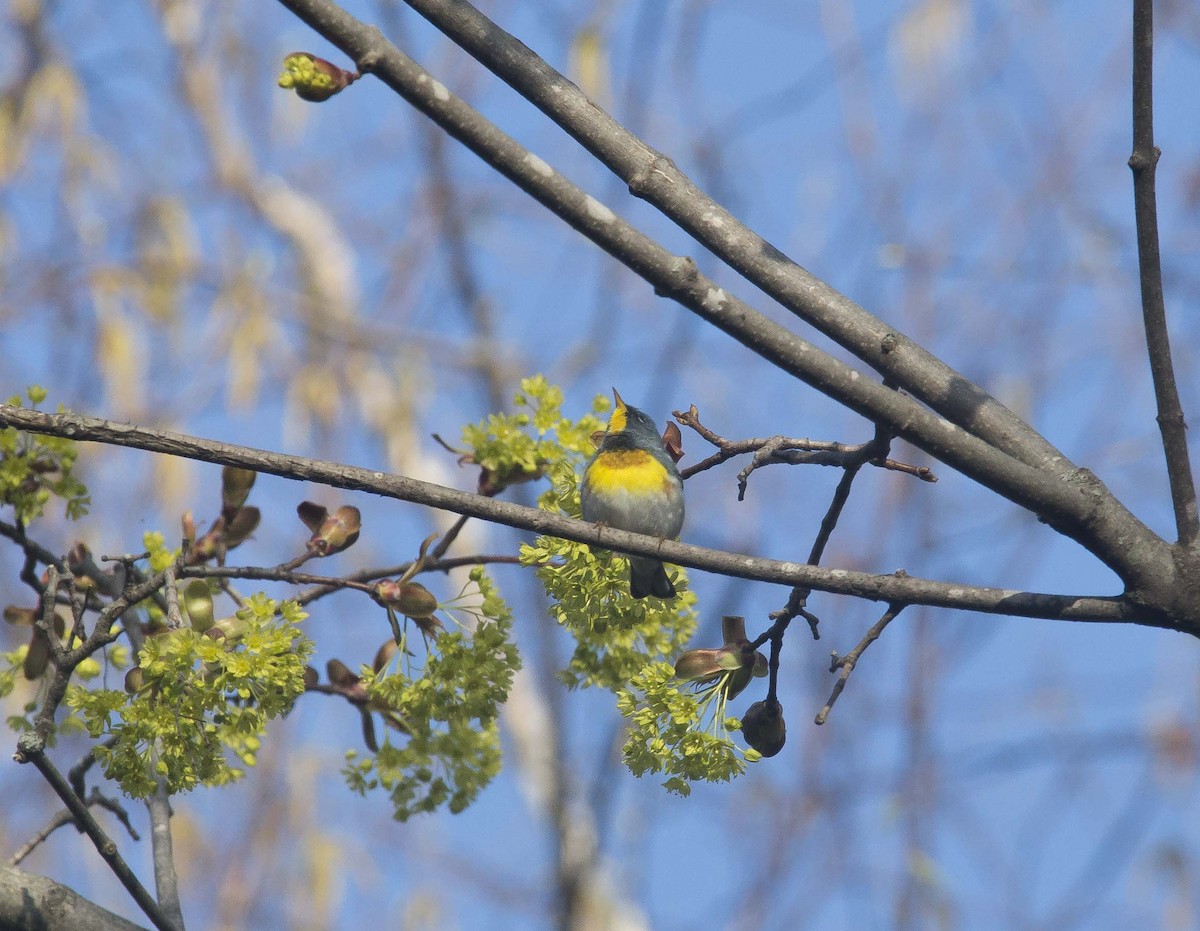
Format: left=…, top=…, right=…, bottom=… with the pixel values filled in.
left=581, top=390, right=685, bottom=599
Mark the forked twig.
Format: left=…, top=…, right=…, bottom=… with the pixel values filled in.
left=815, top=603, right=906, bottom=725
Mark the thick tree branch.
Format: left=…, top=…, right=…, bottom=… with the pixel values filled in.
left=269, top=0, right=1178, bottom=602
left=0, top=866, right=148, bottom=931
left=1129, top=0, right=1198, bottom=547
left=0, top=405, right=1178, bottom=630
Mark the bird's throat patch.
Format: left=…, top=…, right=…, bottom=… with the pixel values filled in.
left=587, top=449, right=673, bottom=495
left=606, top=404, right=628, bottom=434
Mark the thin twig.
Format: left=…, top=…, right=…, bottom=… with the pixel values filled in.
left=271, top=553, right=315, bottom=573
left=429, top=514, right=471, bottom=561
left=0, top=520, right=60, bottom=568
left=12, top=560, right=181, bottom=928
left=9, top=809, right=74, bottom=866
left=1129, top=0, right=1198, bottom=547
left=9, top=788, right=140, bottom=867
left=673, top=406, right=936, bottom=489
left=119, top=610, right=185, bottom=925
left=162, top=567, right=184, bottom=629
left=179, top=564, right=377, bottom=596
left=758, top=420, right=893, bottom=699
left=93, top=793, right=140, bottom=844
left=807, top=457, right=872, bottom=567
left=815, top=602, right=905, bottom=725
left=69, top=737, right=117, bottom=798
left=761, top=461, right=870, bottom=701
left=177, top=554, right=522, bottom=607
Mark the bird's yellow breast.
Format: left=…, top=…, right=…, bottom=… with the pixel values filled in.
left=586, top=449, right=674, bottom=495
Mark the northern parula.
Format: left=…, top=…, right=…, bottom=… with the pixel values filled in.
left=580, top=390, right=685, bottom=599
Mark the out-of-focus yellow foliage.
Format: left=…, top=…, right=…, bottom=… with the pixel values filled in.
left=303, top=835, right=343, bottom=928
left=284, top=363, right=342, bottom=445
left=214, top=259, right=281, bottom=411
left=0, top=101, right=19, bottom=181
left=92, top=281, right=146, bottom=418
left=24, top=62, right=83, bottom=144
left=152, top=447, right=194, bottom=516
left=891, top=0, right=970, bottom=97
left=138, top=198, right=198, bottom=323
left=570, top=25, right=611, bottom=106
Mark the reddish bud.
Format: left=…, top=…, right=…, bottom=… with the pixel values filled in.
left=675, top=647, right=741, bottom=682
left=300, top=504, right=361, bottom=557
left=278, top=52, right=359, bottom=102
left=296, top=501, right=327, bottom=534
left=721, top=615, right=748, bottom=643
left=476, top=462, right=547, bottom=497
left=23, top=630, right=50, bottom=679
left=66, top=542, right=124, bottom=596
left=360, top=710, right=379, bottom=752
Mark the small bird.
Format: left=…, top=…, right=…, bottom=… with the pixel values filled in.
left=580, top=390, right=685, bottom=599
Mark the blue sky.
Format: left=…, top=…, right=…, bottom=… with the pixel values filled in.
left=2, top=0, right=1200, bottom=928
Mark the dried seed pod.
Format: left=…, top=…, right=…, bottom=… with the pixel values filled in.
left=124, top=667, right=145, bottom=694
left=183, top=580, right=215, bottom=630
left=374, top=580, right=438, bottom=619
left=741, top=700, right=786, bottom=758
left=373, top=639, right=400, bottom=673
left=221, top=467, right=257, bottom=513
left=223, top=507, right=260, bottom=549
left=23, top=631, right=50, bottom=680
left=326, top=659, right=360, bottom=689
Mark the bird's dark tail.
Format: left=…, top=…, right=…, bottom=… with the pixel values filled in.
left=630, top=558, right=676, bottom=600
